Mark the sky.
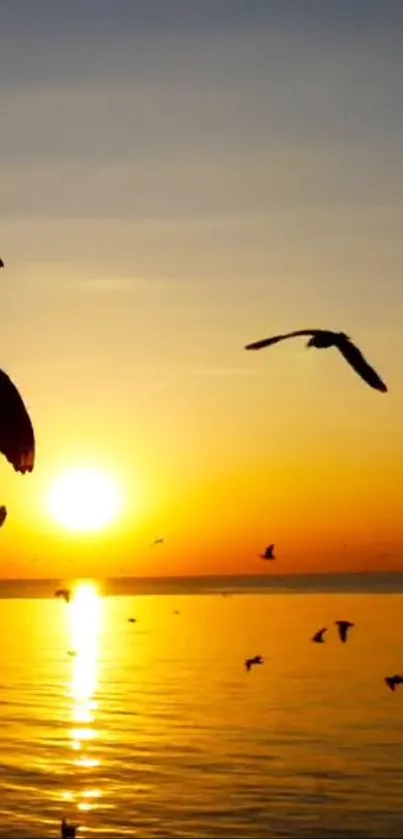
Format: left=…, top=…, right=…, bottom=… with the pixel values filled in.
left=0, top=0, right=402, bottom=579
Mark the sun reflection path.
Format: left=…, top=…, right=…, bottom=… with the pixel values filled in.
left=66, top=582, right=102, bottom=813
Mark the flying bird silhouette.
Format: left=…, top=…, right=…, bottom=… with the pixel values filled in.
left=312, top=627, right=327, bottom=643
left=245, top=655, right=264, bottom=671
left=335, top=620, right=354, bottom=643
left=260, top=544, right=275, bottom=560
left=55, top=588, right=71, bottom=604
left=0, top=505, right=7, bottom=528
left=245, top=329, right=387, bottom=392
left=61, top=818, right=79, bottom=838
left=152, top=538, right=164, bottom=546
left=0, top=259, right=4, bottom=268
left=128, top=617, right=137, bottom=623
left=0, top=369, right=35, bottom=473
left=385, top=675, right=403, bottom=692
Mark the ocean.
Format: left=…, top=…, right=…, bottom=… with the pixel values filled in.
left=0, top=573, right=402, bottom=837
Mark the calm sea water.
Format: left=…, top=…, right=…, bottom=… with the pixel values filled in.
left=0, top=576, right=403, bottom=837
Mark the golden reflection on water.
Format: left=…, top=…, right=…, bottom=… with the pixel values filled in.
left=66, top=582, right=102, bottom=813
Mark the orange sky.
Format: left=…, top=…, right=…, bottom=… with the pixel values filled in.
left=0, top=2, right=402, bottom=578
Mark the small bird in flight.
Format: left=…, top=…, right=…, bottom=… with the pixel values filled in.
left=0, top=369, right=35, bottom=473
left=128, top=617, right=137, bottom=623
left=312, top=627, right=327, bottom=643
left=335, top=620, right=354, bottom=643
left=55, top=588, right=71, bottom=604
left=61, top=818, right=79, bottom=838
left=152, top=538, right=164, bottom=546
left=260, top=544, right=275, bottom=560
left=245, top=655, right=264, bottom=671
left=0, top=505, right=7, bottom=529
left=0, top=259, right=4, bottom=268
left=385, top=675, right=403, bottom=692
left=245, top=329, right=387, bottom=392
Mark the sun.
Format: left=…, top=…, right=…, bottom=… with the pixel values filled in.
left=47, top=467, right=122, bottom=533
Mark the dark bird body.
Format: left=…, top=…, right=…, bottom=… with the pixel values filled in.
left=312, top=627, right=327, bottom=643
left=335, top=620, right=354, bottom=643
left=0, top=369, right=35, bottom=473
left=61, top=818, right=78, bottom=838
left=385, top=675, right=403, bottom=692
left=0, top=505, right=7, bottom=528
left=260, top=544, right=275, bottom=561
left=245, top=329, right=387, bottom=392
left=152, top=538, right=164, bottom=546
left=0, top=259, right=4, bottom=268
left=245, top=655, right=264, bottom=671
left=55, top=588, right=71, bottom=604
left=128, top=617, right=137, bottom=623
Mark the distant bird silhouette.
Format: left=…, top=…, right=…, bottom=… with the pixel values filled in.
left=335, top=620, right=354, bottom=643
left=385, top=675, right=403, bottom=692
left=0, top=259, right=4, bottom=268
left=245, top=655, right=264, bottom=671
left=55, top=588, right=71, bottom=604
left=245, top=329, right=387, bottom=392
left=152, top=538, right=164, bottom=546
left=0, top=505, right=7, bottom=528
left=61, top=818, right=78, bottom=838
left=260, top=544, right=275, bottom=560
left=128, top=617, right=137, bottom=623
left=312, top=627, right=327, bottom=643
left=0, top=369, right=35, bottom=473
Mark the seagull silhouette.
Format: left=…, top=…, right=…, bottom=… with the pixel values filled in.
left=385, top=675, right=403, bottom=692
left=312, top=627, right=327, bottom=643
left=245, top=655, right=264, bottom=671
left=335, top=620, right=354, bottom=643
left=61, top=818, right=79, bottom=838
left=260, top=544, right=275, bottom=560
left=0, top=369, right=35, bottom=473
left=55, top=588, right=71, bottom=604
left=245, top=329, right=387, bottom=392
left=152, top=538, right=164, bottom=546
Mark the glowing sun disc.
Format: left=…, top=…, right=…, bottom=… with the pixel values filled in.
left=47, top=467, right=122, bottom=533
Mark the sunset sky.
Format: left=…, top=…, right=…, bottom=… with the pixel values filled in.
left=0, top=0, right=402, bottom=578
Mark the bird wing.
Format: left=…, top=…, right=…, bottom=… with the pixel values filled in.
left=0, top=370, right=35, bottom=473
left=336, top=339, right=387, bottom=392
left=245, top=330, right=319, bottom=351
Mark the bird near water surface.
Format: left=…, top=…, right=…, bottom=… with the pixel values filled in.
left=335, top=620, right=354, bottom=643
left=245, top=655, right=264, bottom=672
left=245, top=329, right=387, bottom=392
left=312, top=627, right=327, bottom=643
left=61, top=817, right=79, bottom=838
left=55, top=588, right=71, bottom=604
left=385, top=675, right=403, bottom=692
left=260, top=544, right=275, bottom=560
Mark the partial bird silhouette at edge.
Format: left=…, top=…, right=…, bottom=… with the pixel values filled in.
left=245, top=655, right=264, bottom=671
left=244, top=329, right=387, bottom=393
left=385, top=675, right=403, bottom=692
left=260, top=544, right=275, bottom=561
left=312, top=627, right=327, bottom=643
left=0, top=369, right=35, bottom=473
left=335, top=620, right=354, bottom=643
left=61, top=817, right=79, bottom=838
